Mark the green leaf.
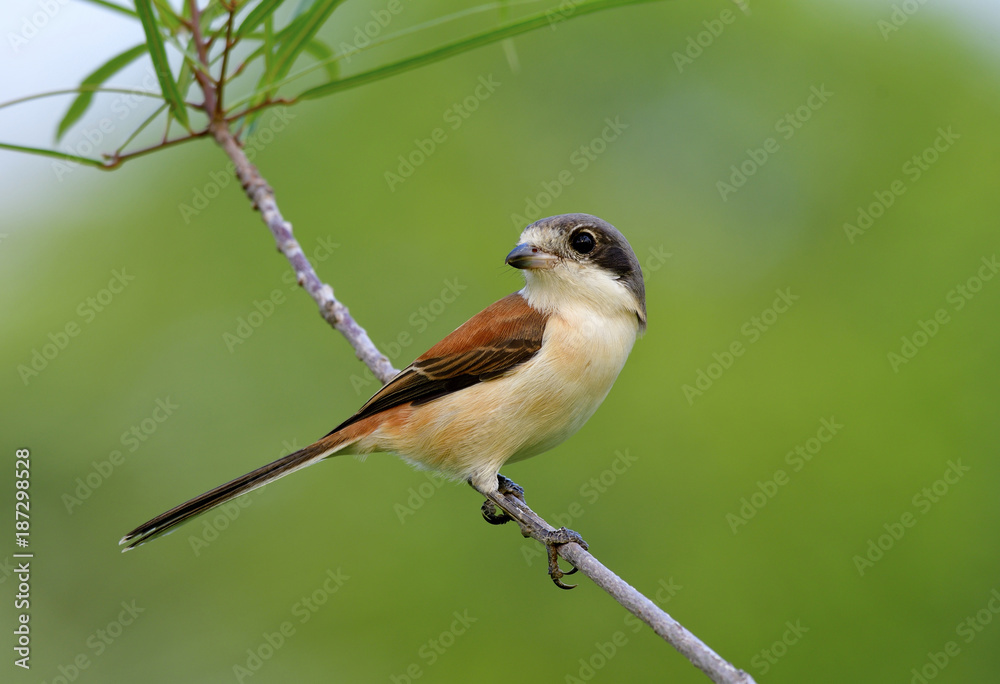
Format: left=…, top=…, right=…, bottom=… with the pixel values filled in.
left=237, top=0, right=285, bottom=39
left=152, top=0, right=183, bottom=34
left=0, top=141, right=109, bottom=169
left=116, top=102, right=170, bottom=154
left=57, top=44, right=147, bottom=142
left=299, top=0, right=662, bottom=102
left=78, top=0, right=137, bottom=19
left=290, top=0, right=318, bottom=21
left=266, top=0, right=343, bottom=89
left=0, top=87, right=166, bottom=115
left=264, top=14, right=275, bottom=70
left=236, top=17, right=275, bottom=134
left=135, top=0, right=190, bottom=128
left=198, top=0, right=231, bottom=32
left=499, top=0, right=520, bottom=74
left=303, top=38, right=338, bottom=81
left=243, top=0, right=342, bottom=123
left=176, top=57, right=196, bottom=101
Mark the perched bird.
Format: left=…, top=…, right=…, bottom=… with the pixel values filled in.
left=121, top=213, right=646, bottom=586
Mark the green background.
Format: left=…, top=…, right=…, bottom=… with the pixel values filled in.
left=3, top=1, right=999, bottom=683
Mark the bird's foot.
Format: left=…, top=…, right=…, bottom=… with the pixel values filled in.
left=473, top=474, right=588, bottom=589
left=540, top=527, right=588, bottom=590
left=470, top=473, right=587, bottom=589
left=480, top=474, right=524, bottom=526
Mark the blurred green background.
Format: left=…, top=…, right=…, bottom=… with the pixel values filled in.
left=3, top=1, right=1000, bottom=682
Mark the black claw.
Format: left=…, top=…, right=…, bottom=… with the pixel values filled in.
left=547, top=544, right=577, bottom=589
left=478, top=473, right=526, bottom=525
left=543, top=526, right=587, bottom=589
left=481, top=499, right=513, bottom=525
left=496, top=474, right=525, bottom=501
left=472, top=476, right=590, bottom=590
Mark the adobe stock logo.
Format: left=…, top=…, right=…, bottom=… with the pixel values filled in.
left=716, top=85, right=833, bottom=202
left=231, top=568, right=349, bottom=683
left=852, top=459, right=970, bottom=576
left=522, top=449, right=638, bottom=568
left=384, top=75, right=501, bottom=192
left=682, top=287, right=799, bottom=405
left=886, top=255, right=997, bottom=373
left=671, top=6, right=746, bottom=73
left=564, top=576, right=682, bottom=683
left=63, top=397, right=180, bottom=514
left=8, top=0, right=73, bottom=52
left=726, top=417, right=842, bottom=534
left=336, top=0, right=407, bottom=63
left=37, top=600, right=144, bottom=684
left=751, top=620, right=809, bottom=676
left=51, top=67, right=167, bottom=182
left=389, top=610, right=477, bottom=683
left=348, top=278, right=467, bottom=395
left=908, top=586, right=1000, bottom=684
left=843, top=126, right=960, bottom=244
left=878, top=0, right=931, bottom=40
left=509, top=116, right=628, bottom=229
left=17, top=269, right=136, bottom=386
left=178, top=109, right=295, bottom=223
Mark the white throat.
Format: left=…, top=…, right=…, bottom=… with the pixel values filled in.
left=520, top=262, right=642, bottom=330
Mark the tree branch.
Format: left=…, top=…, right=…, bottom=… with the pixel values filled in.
left=480, top=487, right=757, bottom=684
left=187, top=0, right=219, bottom=117
left=209, top=121, right=398, bottom=384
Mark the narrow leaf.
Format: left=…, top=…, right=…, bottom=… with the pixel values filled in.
left=135, top=0, right=190, bottom=128
left=152, top=0, right=183, bottom=34
left=116, top=102, right=170, bottom=154
left=176, top=59, right=195, bottom=104
left=238, top=16, right=275, bottom=134
left=267, top=0, right=343, bottom=87
left=78, top=0, right=137, bottom=18
left=198, top=1, right=231, bottom=32
left=57, top=43, right=147, bottom=142
left=0, top=87, right=165, bottom=114
left=290, top=0, right=319, bottom=21
left=237, top=0, right=284, bottom=38
left=232, top=0, right=533, bottom=101
left=303, top=39, right=338, bottom=80
left=246, top=0, right=341, bottom=121
left=264, top=14, right=275, bottom=69
left=499, top=0, right=520, bottom=74
left=299, top=0, right=661, bottom=102
left=0, top=141, right=109, bottom=169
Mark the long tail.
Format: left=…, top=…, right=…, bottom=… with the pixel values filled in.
left=119, top=432, right=351, bottom=551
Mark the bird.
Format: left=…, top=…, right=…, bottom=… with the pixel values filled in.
left=120, top=213, right=646, bottom=587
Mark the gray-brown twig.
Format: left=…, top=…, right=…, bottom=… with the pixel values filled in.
left=210, top=121, right=398, bottom=385
left=480, top=486, right=757, bottom=684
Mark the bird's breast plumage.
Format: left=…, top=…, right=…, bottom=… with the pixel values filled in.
left=357, top=297, right=638, bottom=492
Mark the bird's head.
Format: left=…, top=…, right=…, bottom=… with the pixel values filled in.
left=506, top=213, right=646, bottom=332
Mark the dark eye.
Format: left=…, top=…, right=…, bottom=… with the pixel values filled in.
left=570, top=231, right=595, bottom=254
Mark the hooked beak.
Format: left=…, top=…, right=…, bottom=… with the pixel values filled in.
left=505, top=243, right=559, bottom=270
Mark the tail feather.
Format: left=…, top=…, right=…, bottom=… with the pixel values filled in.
left=119, top=433, right=348, bottom=551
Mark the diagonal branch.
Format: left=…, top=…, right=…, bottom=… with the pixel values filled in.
left=480, top=487, right=758, bottom=684
left=209, top=120, right=398, bottom=384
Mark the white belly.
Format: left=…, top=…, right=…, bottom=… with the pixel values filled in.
left=369, top=303, right=639, bottom=492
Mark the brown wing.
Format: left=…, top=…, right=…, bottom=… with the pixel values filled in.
left=327, top=293, right=547, bottom=435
